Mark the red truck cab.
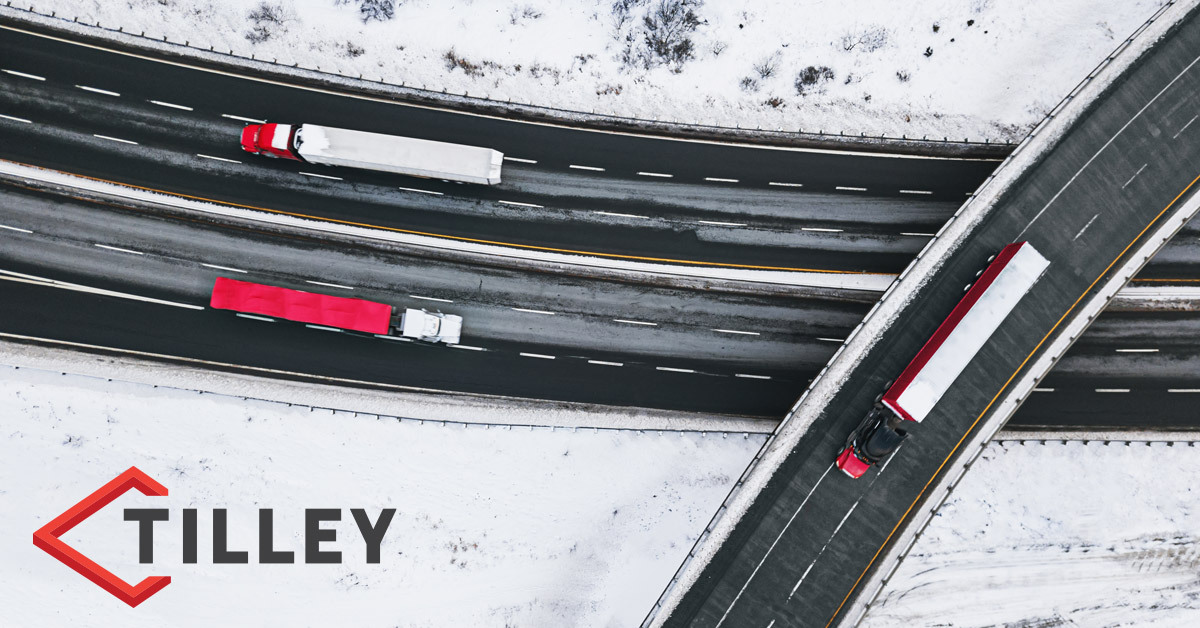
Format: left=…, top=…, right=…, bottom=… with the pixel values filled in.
left=239, top=123, right=301, bottom=160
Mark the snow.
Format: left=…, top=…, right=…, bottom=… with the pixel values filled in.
left=20, top=0, right=1167, bottom=142
left=861, top=440, right=1200, bottom=628
left=0, top=362, right=765, bottom=626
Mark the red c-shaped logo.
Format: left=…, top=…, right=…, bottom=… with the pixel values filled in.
left=33, top=467, right=170, bottom=607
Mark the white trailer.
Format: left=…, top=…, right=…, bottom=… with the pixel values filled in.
left=240, top=123, right=504, bottom=185
left=882, top=241, right=1050, bottom=422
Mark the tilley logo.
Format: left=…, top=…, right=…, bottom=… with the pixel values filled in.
left=34, top=467, right=396, bottom=607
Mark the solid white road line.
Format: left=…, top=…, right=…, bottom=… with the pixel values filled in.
left=1122, top=163, right=1148, bottom=189
left=299, top=171, right=343, bottom=180
left=1115, top=348, right=1158, bottom=352
left=503, top=156, right=537, bottom=164
left=398, top=186, right=443, bottom=195
left=816, top=337, right=844, bottom=343
left=614, top=319, right=656, bottom=326
left=1095, top=388, right=1131, bottom=393
left=94, top=134, right=138, bottom=145
left=450, top=344, right=485, bottom=351
left=713, top=328, right=760, bottom=336
left=201, top=263, right=247, bottom=274
left=306, top=280, right=354, bottom=290
left=2, top=69, right=45, bottom=80
left=150, top=100, right=193, bottom=111
left=221, top=113, right=266, bottom=123
left=835, top=186, right=867, bottom=192
left=900, top=232, right=936, bottom=237
left=0, top=114, right=31, bottom=124
left=197, top=154, right=241, bottom=164
left=1168, top=388, right=1200, bottom=393
left=657, top=366, right=696, bottom=373
left=704, top=177, right=739, bottom=183
left=1072, top=213, right=1100, bottom=241
left=898, top=189, right=934, bottom=195
left=587, top=360, right=624, bottom=367
left=520, top=352, right=555, bottom=360
left=498, top=200, right=544, bottom=208
left=374, top=334, right=413, bottom=342
left=801, top=227, right=843, bottom=233
left=93, top=243, right=144, bottom=255
left=235, top=313, right=275, bottom=323
left=0, top=224, right=32, bottom=233
left=511, top=307, right=556, bottom=315
left=768, top=181, right=803, bottom=188
left=569, top=164, right=605, bottom=171
left=305, top=324, right=343, bottom=332
left=735, top=373, right=772, bottom=380
left=76, top=85, right=120, bottom=96
left=594, top=211, right=649, bottom=219
left=0, top=269, right=203, bottom=310
left=1174, top=114, right=1197, bottom=139
left=410, top=294, right=453, bottom=303
left=636, top=171, right=674, bottom=178
left=697, top=220, right=747, bottom=227
left=1033, top=387, right=1055, bottom=392
left=713, top=464, right=834, bottom=628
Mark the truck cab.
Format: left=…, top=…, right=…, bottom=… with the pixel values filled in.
left=239, top=123, right=301, bottom=160
left=836, top=404, right=910, bottom=478
left=396, top=308, right=463, bottom=345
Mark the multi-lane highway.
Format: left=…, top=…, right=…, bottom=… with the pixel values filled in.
left=0, top=23, right=999, bottom=274
left=660, top=3, right=1200, bottom=626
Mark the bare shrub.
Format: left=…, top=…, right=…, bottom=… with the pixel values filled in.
left=794, top=65, right=834, bottom=95
left=710, top=40, right=727, bottom=56
left=510, top=5, right=543, bottom=25
left=739, top=76, right=759, bottom=92
left=642, top=0, right=703, bottom=71
left=763, top=96, right=785, bottom=108
left=444, top=48, right=484, bottom=77
left=896, top=69, right=911, bottom=82
left=840, top=25, right=889, bottom=52
left=753, top=52, right=779, bottom=79
left=335, top=0, right=396, bottom=24
left=342, top=41, right=365, bottom=58
left=246, top=2, right=291, bottom=43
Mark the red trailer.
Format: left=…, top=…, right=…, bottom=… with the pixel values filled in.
left=210, top=277, right=393, bottom=335
left=836, top=241, right=1050, bottom=478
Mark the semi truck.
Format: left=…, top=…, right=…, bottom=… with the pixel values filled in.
left=836, top=241, right=1050, bottom=478
left=210, top=277, right=462, bottom=344
left=239, top=122, right=504, bottom=185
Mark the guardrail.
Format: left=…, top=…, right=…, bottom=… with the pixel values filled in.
left=640, top=1, right=1188, bottom=625
left=0, top=1, right=1009, bottom=158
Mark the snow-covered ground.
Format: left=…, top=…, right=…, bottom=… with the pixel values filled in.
left=0, top=363, right=764, bottom=627
left=862, top=440, right=1200, bottom=627
left=23, top=0, right=1166, bottom=142
left=4, top=352, right=1199, bottom=627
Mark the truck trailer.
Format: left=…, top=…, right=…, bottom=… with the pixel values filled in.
left=836, top=241, right=1050, bottom=478
left=239, top=123, right=504, bottom=185
left=210, top=277, right=462, bottom=344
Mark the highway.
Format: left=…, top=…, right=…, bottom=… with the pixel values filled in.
left=0, top=182, right=864, bottom=415
left=661, top=4, right=1200, bottom=627
left=0, top=23, right=995, bottom=273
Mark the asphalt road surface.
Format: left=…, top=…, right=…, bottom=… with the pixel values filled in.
left=0, top=22, right=995, bottom=273
left=663, top=6, right=1200, bottom=627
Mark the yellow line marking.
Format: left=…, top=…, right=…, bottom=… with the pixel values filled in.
left=17, top=162, right=886, bottom=274
left=824, top=171, right=1200, bottom=627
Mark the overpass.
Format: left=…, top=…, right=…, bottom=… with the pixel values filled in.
left=647, top=1, right=1200, bottom=626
